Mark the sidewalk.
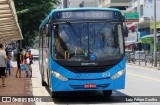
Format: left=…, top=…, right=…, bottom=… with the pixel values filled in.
left=127, top=60, right=160, bottom=70
left=0, top=61, right=34, bottom=105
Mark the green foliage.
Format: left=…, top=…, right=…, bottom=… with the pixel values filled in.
left=14, top=0, right=59, bottom=47
left=141, top=38, right=153, bottom=44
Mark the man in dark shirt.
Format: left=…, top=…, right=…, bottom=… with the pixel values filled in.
left=15, top=49, right=23, bottom=78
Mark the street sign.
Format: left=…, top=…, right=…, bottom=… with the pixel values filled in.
left=124, top=12, right=139, bottom=22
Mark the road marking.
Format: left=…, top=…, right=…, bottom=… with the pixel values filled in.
left=127, top=72, right=160, bottom=82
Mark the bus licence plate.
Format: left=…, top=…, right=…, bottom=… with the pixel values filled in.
left=84, top=84, right=96, bottom=88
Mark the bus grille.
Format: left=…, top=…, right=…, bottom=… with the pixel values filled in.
left=64, top=65, right=115, bottom=73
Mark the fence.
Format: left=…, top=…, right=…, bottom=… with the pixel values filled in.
left=126, top=51, right=160, bottom=68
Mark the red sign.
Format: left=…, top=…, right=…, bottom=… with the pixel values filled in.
left=84, top=84, right=96, bottom=88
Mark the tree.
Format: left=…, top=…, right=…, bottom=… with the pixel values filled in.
left=14, top=0, right=59, bottom=48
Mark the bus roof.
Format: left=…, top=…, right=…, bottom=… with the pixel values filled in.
left=39, top=8, right=121, bottom=28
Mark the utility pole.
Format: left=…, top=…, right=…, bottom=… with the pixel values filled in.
left=154, top=0, right=157, bottom=67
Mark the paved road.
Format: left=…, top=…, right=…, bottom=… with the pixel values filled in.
left=31, top=61, right=160, bottom=105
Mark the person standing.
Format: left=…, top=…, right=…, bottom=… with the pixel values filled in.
left=0, top=44, right=7, bottom=87
left=6, top=51, right=11, bottom=75
left=24, top=50, right=33, bottom=78
left=15, top=49, right=23, bottom=78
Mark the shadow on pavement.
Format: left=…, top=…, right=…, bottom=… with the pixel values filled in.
left=51, top=90, right=133, bottom=104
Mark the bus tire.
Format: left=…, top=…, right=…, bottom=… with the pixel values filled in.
left=42, top=79, right=47, bottom=86
left=52, top=92, right=60, bottom=98
left=103, top=90, right=112, bottom=97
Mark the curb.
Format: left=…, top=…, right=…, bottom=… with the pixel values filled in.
left=127, top=63, right=160, bottom=70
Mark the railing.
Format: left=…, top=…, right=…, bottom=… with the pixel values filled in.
left=126, top=51, right=160, bottom=68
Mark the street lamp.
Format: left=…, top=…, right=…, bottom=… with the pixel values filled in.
left=136, top=31, right=138, bottom=43
left=154, top=0, right=157, bottom=67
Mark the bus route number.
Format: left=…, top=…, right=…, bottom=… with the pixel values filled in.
left=102, top=72, right=110, bottom=77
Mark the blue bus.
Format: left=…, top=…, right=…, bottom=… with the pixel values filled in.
left=39, top=8, right=128, bottom=97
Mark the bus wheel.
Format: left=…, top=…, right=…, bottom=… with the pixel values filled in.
left=103, top=90, right=112, bottom=97
left=42, top=79, right=47, bottom=86
left=52, top=92, right=60, bottom=98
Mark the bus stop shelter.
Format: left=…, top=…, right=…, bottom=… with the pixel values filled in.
left=0, top=0, right=23, bottom=44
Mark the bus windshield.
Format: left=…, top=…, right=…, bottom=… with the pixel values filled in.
left=52, top=22, right=124, bottom=61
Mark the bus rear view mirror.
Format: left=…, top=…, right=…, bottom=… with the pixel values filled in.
left=46, top=24, right=51, bottom=37
left=112, top=23, right=117, bottom=35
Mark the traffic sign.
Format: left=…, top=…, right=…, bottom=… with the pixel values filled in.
left=124, top=12, right=139, bottom=22
left=124, top=12, right=139, bottom=19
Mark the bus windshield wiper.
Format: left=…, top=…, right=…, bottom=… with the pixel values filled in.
left=94, top=19, right=118, bottom=51
left=65, top=21, right=82, bottom=47
left=65, top=21, right=81, bottom=39
left=95, top=19, right=117, bottom=37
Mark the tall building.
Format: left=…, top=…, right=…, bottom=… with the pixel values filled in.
left=98, top=0, right=132, bottom=13
left=63, top=0, right=69, bottom=8
left=68, top=0, right=98, bottom=8
left=57, top=0, right=69, bottom=8
left=125, top=0, right=160, bottom=52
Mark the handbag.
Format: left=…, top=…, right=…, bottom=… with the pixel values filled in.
left=26, top=58, right=30, bottom=64
left=20, top=64, right=26, bottom=71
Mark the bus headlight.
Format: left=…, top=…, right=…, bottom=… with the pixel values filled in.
left=111, top=69, right=126, bottom=80
left=51, top=71, right=68, bottom=81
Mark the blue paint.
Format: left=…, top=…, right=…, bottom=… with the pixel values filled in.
left=40, top=8, right=125, bottom=92
left=50, top=56, right=126, bottom=91
left=90, top=54, right=96, bottom=60
left=40, top=8, right=121, bottom=28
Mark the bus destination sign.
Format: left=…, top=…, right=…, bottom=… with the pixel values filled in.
left=57, top=11, right=116, bottom=20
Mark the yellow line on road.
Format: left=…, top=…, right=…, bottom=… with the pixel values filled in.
left=127, top=72, right=160, bottom=82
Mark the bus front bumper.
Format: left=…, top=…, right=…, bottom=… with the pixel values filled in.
left=50, top=74, right=125, bottom=92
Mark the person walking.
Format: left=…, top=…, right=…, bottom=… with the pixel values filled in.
left=24, top=50, right=33, bottom=78
left=6, top=51, right=11, bottom=76
left=0, top=44, right=7, bottom=87
left=15, top=49, right=23, bottom=78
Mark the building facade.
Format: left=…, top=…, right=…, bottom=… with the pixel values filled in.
left=98, top=0, right=132, bottom=14
left=68, top=0, right=98, bottom=8
left=125, top=0, right=160, bottom=52
left=57, top=0, right=69, bottom=8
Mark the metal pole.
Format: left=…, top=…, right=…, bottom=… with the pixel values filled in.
left=152, top=52, right=153, bottom=66
left=154, top=0, right=157, bottom=67
left=139, top=51, right=140, bottom=65
left=133, top=51, right=135, bottom=64
left=137, top=31, right=138, bottom=42
left=145, top=51, right=146, bottom=66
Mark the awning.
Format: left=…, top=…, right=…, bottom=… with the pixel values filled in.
left=141, top=33, right=160, bottom=39
left=0, top=0, right=23, bottom=44
left=125, top=41, right=135, bottom=46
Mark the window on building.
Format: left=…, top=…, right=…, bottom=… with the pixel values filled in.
left=140, top=5, right=143, bottom=17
